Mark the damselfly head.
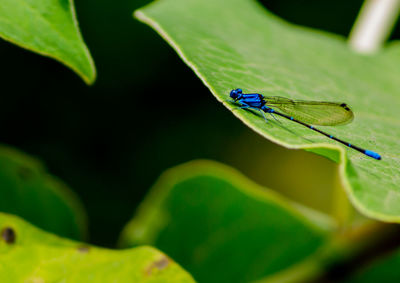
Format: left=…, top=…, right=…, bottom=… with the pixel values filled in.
left=230, top=88, right=243, bottom=99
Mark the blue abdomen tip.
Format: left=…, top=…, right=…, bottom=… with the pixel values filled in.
left=365, top=150, right=381, bottom=160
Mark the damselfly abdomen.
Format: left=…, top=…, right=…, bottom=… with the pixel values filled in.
left=229, top=88, right=381, bottom=160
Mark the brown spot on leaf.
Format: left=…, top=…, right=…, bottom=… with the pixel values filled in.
left=146, top=256, right=170, bottom=275
left=154, top=256, right=169, bottom=269
left=77, top=245, right=90, bottom=253
left=2, top=227, right=16, bottom=244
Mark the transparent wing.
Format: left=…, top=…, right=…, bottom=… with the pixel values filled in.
left=265, top=96, right=354, bottom=126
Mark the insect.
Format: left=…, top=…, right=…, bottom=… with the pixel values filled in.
left=229, top=88, right=381, bottom=160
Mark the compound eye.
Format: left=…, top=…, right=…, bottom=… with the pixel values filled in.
left=237, top=88, right=242, bottom=94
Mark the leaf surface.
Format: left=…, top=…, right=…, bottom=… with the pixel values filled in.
left=0, top=0, right=96, bottom=83
left=119, top=160, right=334, bottom=282
left=344, top=248, right=400, bottom=283
left=0, top=213, right=195, bottom=282
left=134, top=0, right=400, bottom=221
left=0, top=145, right=86, bottom=240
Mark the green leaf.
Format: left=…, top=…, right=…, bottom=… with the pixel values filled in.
left=134, top=0, right=400, bottom=222
left=0, top=145, right=86, bottom=240
left=119, top=160, right=334, bottom=283
left=0, top=213, right=195, bottom=282
left=0, top=0, right=96, bottom=84
left=345, top=247, right=400, bottom=283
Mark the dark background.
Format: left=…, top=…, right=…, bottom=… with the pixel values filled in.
left=0, top=0, right=398, bottom=246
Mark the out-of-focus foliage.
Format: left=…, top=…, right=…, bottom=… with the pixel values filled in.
left=345, top=247, right=400, bottom=283
left=0, top=213, right=195, bottom=282
left=0, top=145, right=86, bottom=240
left=120, top=160, right=334, bottom=283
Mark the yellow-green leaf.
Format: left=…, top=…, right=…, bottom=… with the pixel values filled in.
left=0, top=213, right=195, bottom=282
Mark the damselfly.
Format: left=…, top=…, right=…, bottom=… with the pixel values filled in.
left=229, top=88, right=381, bottom=160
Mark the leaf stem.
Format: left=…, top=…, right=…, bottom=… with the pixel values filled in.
left=349, top=0, right=400, bottom=53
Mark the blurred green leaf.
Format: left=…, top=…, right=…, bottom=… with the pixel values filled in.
left=0, top=0, right=96, bottom=84
left=134, top=0, right=400, bottom=222
left=345, top=246, right=400, bottom=283
left=119, top=160, right=334, bottom=282
left=0, top=213, right=195, bottom=282
left=0, top=145, right=86, bottom=240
